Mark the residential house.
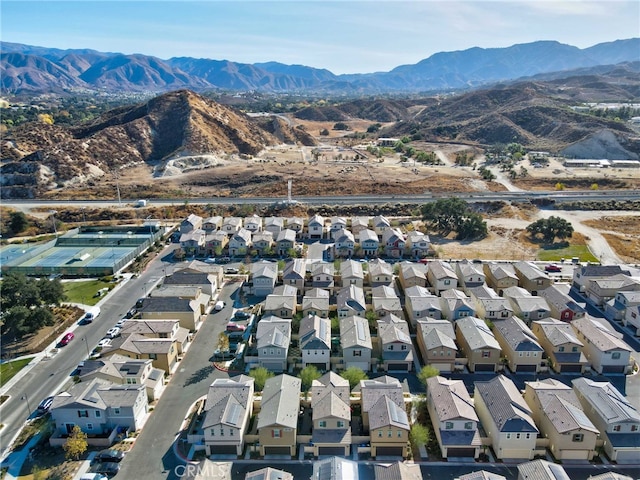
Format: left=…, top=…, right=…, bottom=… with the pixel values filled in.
left=307, top=214, right=326, bottom=239
left=474, top=375, right=538, bottom=460
left=415, top=319, right=458, bottom=373
left=584, top=274, right=640, bottom=308
left=484, top=262, right=519, bottom=295
left=571, top=316, right=633, bottom=374
left=310, top=372, right=351, bottom=457
left=228, top=228, right=252, bottom=257
left=286, top=217, right=305, bottom=238
left=377, top=314, right=414, bottom=372
left=572, top=265, right=631, bottom=294
left=263, top=285, right=298, bottom=319
left=302, top=288, right=330, bottom=318
left=310, top=262, right=335, bottom=291
left=180, top=213, right=203, bottom=234
left=404, top=285, right=442, bottom=326
left=177, top=260, right=224, bottom=289
left=398, top=262, right=427, bottom=289
left=517, top=459, right=570, bottom=480
left=426, top=376, right=481, bottom=459
left=257, top=374, right=301, bottom=456
left=372, top=215, right=391, bottom=236
left=406, top=231, right=431, bottom=259
left=243, top=214, right=262, bottom=233
left=138, top=295, right=209, bottom=332
left=100, top=334, right=179, bottom=373
left=162, top=267, right=218, bottom=297
left=202, top=216, right=223, bottom=232
left=221, top=217, right=243, bottom=235
left=455, top=316, right=501, bottom=372
left=523, top=379, right=599, bottom=461
left=256, top=315, right=292, bottom=372
left=251, top=231, right=274, bottom=256
left=334, top=229, right=355, bottom=258
left=358, top=229, right=379, bottom=257
left=336, top=285, right=366, bottom=318
left=359, top=376, right=405, bottom=431
left=427, top=261, right=458, bottom=295
left=75, top=354, right=164, bottom=401
left=329, top=216, right=348, bottom=238
left=246, top=468, right=293, bottom=480
left=382, top=228, right=406, bottom=258
left=623, top=299, right=640, bottom=335
left=350, top=216, right=371, bottom=236
left=275, top=229, right=296, bottom=256
left=440, top=289, right=475, bottom=321
left=369, top=395, right=411, bottom=458
left=514, top=261, right=551, bottom=295
left=456, top=260, right=486, bottom=291
left=340, top=259, right=364, bottom=288
left=368, top=259, right=394, bottom=287
left=371, top=285, right=402, bottom=318
left=119, top=318, right=189, bottom=354
left=49, top=378, right=148, bottom=445
left=311, top=457, right=358, bottom=480
left=251, top=261, right=278, bottom=297
left=507, top=295, right=551, bottom=325
left=282, top=258, right=307, bottom=292
left=340, top=315, right=373, bottom=371
left=456, top=472, right=506, bottom=480
left=539, top=284, right=586, bottom=322
left=607, top=291, right=640, bottom=323
left=493, top=316, right=544, bottom=373
left=202, top=376, right=254, bottom=456
left=374, top=462, right=422, bottom=480
left=468, top=285, right=513, bottom=321
left=572, top=377, right=640, bottom=463
left=204, top=230, right=228, bottom=256
left=264, top=217, right=285, bottom=236
left=299, top=315, right=331, bottom=371
left=180, top=229, right=206, bottom=256
left=531, top=319, right=587, bottom=374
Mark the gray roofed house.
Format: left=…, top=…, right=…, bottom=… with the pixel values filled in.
left=275, top=228, right=297, bottom=255
left=572, top=264, right=631, bottom=294
left=455, top=316, right=501, bottom=372
left=340, top=259, right=364, bottom=288
left=493, top=316, right=544, bottom=374
left=330, top=216, right=348, bottom=236
left=571, top=316, right=632, bottom=374
left=531, top=318, right=587, bottom=374
left=336, top=284, right=366, bottom=318
left=180, top=228, right=206, bottom=255
left=264, top=216, right=285, bottom=236
left=377, top=313, right=414, bottom=372
left=440, top=288, right=475, bottom=320
left=311, top=371, right=350, bottom=409
left=299, top=314, right=331, bottom=371
left=606, top=290, right=640, bottom=323
left=351, top=216, right=371, bottom=235
left=358, top=228, right=379, bottom=256
left=405, top=285, right=442, bottom=326
left=371, top=285, right=402, bottom=318
left=517, top=459, right=570, bottom=480
left=221, top=216, right=243, bottom=234
left=282, top=258, right=307, bottom=292
left=406, top=231, right=431, bottom=258
left=428, top=261, right=458, bottom=295
left=251, top=260, right=279, bottom=297
left=415, top=319, right=458, bottom=373
left=180, top=213, right=203, bottom=233
left=243, top=214, right=263, bottom=233
left=257, top=374, right=301, bottom=457
left=374, top=462, right=422, bottom=480
left=456, top=260, right=486, bottom=291
left=368, top=395, right=411, bottom=458
left=256, top=315, right=292, bottom=372
left=359, top=376, right=405, bottom=430
left=202, top=375, right=255, bottom=456
left=398, top=262, right=427, bottom=289
left=381, top=228, right=406, bottom=258
left=372, top=215, right=391, bottom=236
left=310, top=262, right=335, bottom=290
left=484, top=262, right=519, bottom=294
left=252, top=231, right=274, bottom=255
left=307, top=214, right=326, bottom=239
left=264, top=284, right=298, bottom=318
left=539, top=284, right=586, bottom=321
left=513, top=261, right=551, bottom=295
left=286, top=217, right=305, bottom=237
left=340, top=315, right=373, bottom=371
left=202, top=215, right=223, bottom=232
left=310, top=372, right=351, bottom=457
left=228, top=227, right=252, bottom=256
left=523, top=378, right=599, bottom=461
left=204, top=230, right=229, bottom=255
left=473, top=375, right=538, bottom=460
left=572, top=377, right=640, bottom=463
left=311, top=456, right=358, bottom=480
left=245, top=467, right=293, bottom=480
left=456, top=471, right=507, bottom=480
left=507, top=295, right=551, bottom=325
left=302, top=288, right=330, bottom=318
left=426, top=376, right=481, bottom=459
left=333, top=229, right=355, bottom=257
left=585, top=274, right=640, bottom=307
left=368, top=259, right=394, bottom=287
left=119, top=318, right=190, bottom=354
left=162, top=267, right=219, bottom=297
left=138, top=294, right=209, bottom=332
left=468, top=286, right=513, bottom=321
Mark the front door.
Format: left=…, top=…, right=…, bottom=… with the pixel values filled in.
left=65, top=423, right=76, bottom=434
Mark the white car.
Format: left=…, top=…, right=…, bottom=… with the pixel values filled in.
left=115, top=319, right=127, bottom=328
left=105, top=327, right=121, bottom=339
left=97, top=338, right=112, bottom=348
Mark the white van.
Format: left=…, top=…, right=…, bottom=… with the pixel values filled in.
left=214, top=301, right=225, bottom=311
left=80, top=474, right=108, bottom=480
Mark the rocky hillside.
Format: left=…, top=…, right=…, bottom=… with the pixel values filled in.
left=0, top=90, right=308, bottom=198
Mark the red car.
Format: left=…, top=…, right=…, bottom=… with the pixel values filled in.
left=59, top=332, right=75, bottom=346
left=226, top=323, right=246, bottom=333
left=545, top=264, right=562, bottom=273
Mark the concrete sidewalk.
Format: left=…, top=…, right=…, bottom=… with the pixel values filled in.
left=1, top=431, right=43, bottom=480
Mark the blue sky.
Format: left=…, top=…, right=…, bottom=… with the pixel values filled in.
left=2, top=1, right=639, bottom=74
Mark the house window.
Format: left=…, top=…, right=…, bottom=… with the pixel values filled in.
left=78, top=410, right=88, bottom=418
left=519, top=352, right=523, bottom=357
left=445, top=422, right=453, bottom=430
left=273, top=429, right=281, bottom=438
left=337, top=421, right=345, bottom=428
left=572, top=347, right=578, bottom=352
left=612, top=352, right=621, bottom=359
left=263, top=349, right=267, bottom=355
left=631, top=425, right=638, bottom=432
left=114, top=408, right=120, bottom=415
left=559, top=346, right=565, bottom=352
left=464, top=422, right=472, bottom=430
left=210, top=429, right=215, bottom=436
left=388, top=345, right=393, bottom=351
left=86, top=423, right=93, bottom=431
left=444, top=280, right=451, bottom=286
left=220, top=428, right=224, bottom=436
left=95, top=411, right=101, bottom=418
left=126, top=378, right=137, bottom=384
left=401, top=345, right=407, bottom=351
left=270, top=349, right=274, bottom=355
left=148, top=353, right=158, bottom=360
left=572, top=433, right=584, bottom=442
left=230, top=429, right=234, bottom=436
left=388, top=430, right=392, bottom=437
left=353, top=350, right=362, bottom=357
left=397, top=431, right=402, bottom=437
left=501, top=311, right=509, bottom=317
left=506, top=433, right=511, bottom=439
left=482, top=351, right=491, bottom=358
left=516, top=433, right=521, bottom=439
left=378, top=431, right=382, bottom=437
left=613, top=425, right=621, bottom=432
left=526, top=433, right=531, bottom=439
left=319, top=421, right=326, bottom=428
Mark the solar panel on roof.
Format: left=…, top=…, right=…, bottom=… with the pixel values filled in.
left=227, top=403, right=242, bottom=425
left=319, top=320, right=327, bottom=339
left=389, top=401, right=401, bottom=423
left=355, top=320, right=366, bottom=342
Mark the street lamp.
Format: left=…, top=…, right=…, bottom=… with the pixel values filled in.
left=82, top=337, right=90, bottom=358
left=21, top=393, right=32, bottom=415
left=49, top=210, right=58, bottom=237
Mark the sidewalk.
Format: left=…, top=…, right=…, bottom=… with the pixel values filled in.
left=1, top=431, right=43, bottom=480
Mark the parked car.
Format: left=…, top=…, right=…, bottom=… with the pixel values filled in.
left=94, top=449, right=125, bottom=463
left=97, top=338, right=112, bottom=348
left=115, top=319, right=127, bottom=328
left=105, top=327, right=121, bottom=339
left=226, top=322, right=246, bottom=333
left=224, top=267, right=239, bottom=274
left=80, top=474, right=108, bottom=480
left=125, top=307, right=137, bottom=319
left=37, top=396, right=54, bottom=414
left=545, top=264, right=562, bottom=273
left=234, top=310, right=251, bottom=320
left=90, top=461, right=120, bottom=477
left=213, top=349, right=234, bottom=360
left=58, top=332, right=74, bottom=346
left=214, top=301, right=226, bottom=311
left=204, top=257, right=217, bottom=264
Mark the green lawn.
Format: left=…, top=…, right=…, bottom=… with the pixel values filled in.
left=63, top=280, right=113, bottom=305
left=0, top=357, right=34, bottom=388
left=537, top=244, right=599, bottom=263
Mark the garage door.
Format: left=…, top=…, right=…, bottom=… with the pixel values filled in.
left=560, top=364, right=582, bottom=373
left=431, top=363, right=452, bottom=373
left=474, top=363, right=495, bottom=372
left=376, top=446, right=404, bottom=456
left=318, top=446, right=347, bottom=456
left=308, top=363, right=328, bottom=371
left=602, top=365, right=625, bottom=374
left=210, top=445, right=238, bottom=455
left=388, top=363, right=409, bottom=371
left=516, top=364, right=537, bottom=373
left=264, top=446, right=291, bottom=455
left=262, top=363, right=284, bottom=372
left=614, top=450, right=640, bottom=464
left=447, top=447, right=476, bottom=457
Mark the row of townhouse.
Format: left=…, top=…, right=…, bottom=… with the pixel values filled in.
left=426, top=373, right=640, bottom=463
left=193, top=372, right=413, bottom=459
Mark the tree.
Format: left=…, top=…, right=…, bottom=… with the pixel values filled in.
left=9, top=211, right=29, bottom=234
left=37, top=277, right=66, bottom=305
left=421, top=198, right=487, bottom=240
left=249, top=367, right=274, bottom=392
left=333, top=122, right=349, bottom=131
left=340, top=366, right=368, bottom=390
left=217, top=332, right=230, bottom=352
left=418, top=365, right=440, bottom=389
left=526, top=217, right=574, bottom=244
left=410, top=423, right=430, bottom=448
left=299, top=365, right=322, bottom=392
left=63, top=425, right=88, bottom=460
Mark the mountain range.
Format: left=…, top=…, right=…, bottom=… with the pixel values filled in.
left=1, top=39, right=639, bottom=94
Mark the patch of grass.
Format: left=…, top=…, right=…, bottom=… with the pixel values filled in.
left=602, top=233, right=640, bottom=263
left=0, top=358, right=33, bottom=388
left=537, top=244, right=599, bottom=263
left=62, top=279, right=112, bottom=305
